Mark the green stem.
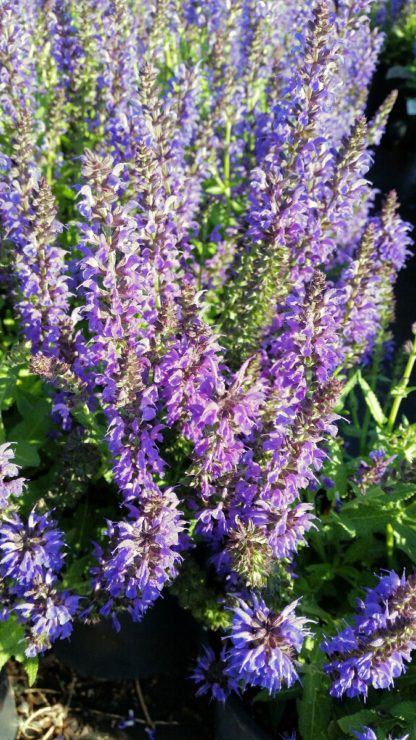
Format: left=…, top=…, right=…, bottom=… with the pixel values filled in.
left=349, top=388, right=360, bottom=432
left=386, top=522, right=394, bottom=567
left=164, top=32, right=173, bottom=70
left=359, top=335, right=383, bottom=453
left=386, top=331, right=416, bottom=433
left=223, top=118, right=232, bottom=205
left=46, top=146, right=56, bottom=187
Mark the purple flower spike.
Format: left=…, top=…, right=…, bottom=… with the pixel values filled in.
left=355, top=448, right=396, bottom=494
left=15, top=177, right=70, bottom=356
left=322, top=571, right=416, bottom=698
left=226, top=594, right=311, bottom=694
left=92, top=488, right=184, bottom=620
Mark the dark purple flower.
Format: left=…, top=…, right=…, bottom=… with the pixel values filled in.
left=192, top=645, right=240, bottom=703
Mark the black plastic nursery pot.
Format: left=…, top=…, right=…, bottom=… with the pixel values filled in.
left=367, top=62, right=416, bottom=423
left=368, top=64, right=416, bottom=228
left=0, top=668, right=18, bottom=740
left=48, top=596, right=214, bottom=739
left=53, top=595, right=200, bottom=680
left=50, top=596, right=274, bottom=739
left=215, top=697, right=273, bottom=740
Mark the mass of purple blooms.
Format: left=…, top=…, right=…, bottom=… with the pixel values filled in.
left=0, top=443, right=78, bottom=655
left=0, top=0, right=415, bottom=728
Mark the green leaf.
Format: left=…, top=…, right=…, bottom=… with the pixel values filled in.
left=15, top=388, right=50, bottom=419
left=331, top=508, right=389, bottom=538
left=335, top=371, right=359, bottom=409
left=204, top=185, right=225, bottom=195
left=63, top=556, right=92, bottom=595
left=0, top=361, right=18, bottom=410
left=0, top=617, right=27, bottom=669
left=357, top=373, right=387, bottom=426
left=322, top=437, right=349, bottom=498
left=392, top=520, right=416, bottom=562
left=11, top=414, right=50, bottom=445
left=0, top=352, right=22, bottom=442
left=337, top=709, right=378, bottom=733
left=53, top=183, right=76, bottom=201
left=298, top=666, right=331, bottom=740
left=24, top=657, right=39, bottom=687
left=298, top=638, right=331, bottom=740
left=343, top=535, right=385, bottom=564
left=9, top=392, right=51, bottom=463
left=331, top=489, right=396, bottom=538
left=299, top=599, right=334, bottom=624
left=388, top=700, right=416, bottom=722
left=12, top=440, right=40, bottom=467
left=331, top=512, right=356, bottom=537
left=387, top=482, right=416, bottom=503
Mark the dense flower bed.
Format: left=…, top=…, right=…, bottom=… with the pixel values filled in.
left=0, top=0, right=416, bottom=738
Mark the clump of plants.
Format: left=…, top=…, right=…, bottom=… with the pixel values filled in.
left=374, top=0, right=416, bottom=68
left=1, top=1, right=416, bottom=738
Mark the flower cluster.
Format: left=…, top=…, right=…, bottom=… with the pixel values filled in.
left=0, top=444, right=78, bottom=655
left=192, top=593, right=311, bottom=699
left=322, top=571, right=416, bottom=699
left=355, top=449, right=396, bottom=494
left=226, top=594, right=312, bottom=694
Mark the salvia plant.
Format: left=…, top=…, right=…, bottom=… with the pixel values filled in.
left=0, top=0, right=416, bottom=737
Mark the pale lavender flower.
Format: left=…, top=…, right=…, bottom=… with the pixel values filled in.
left=0, top=443, right=25, bottom=509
